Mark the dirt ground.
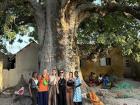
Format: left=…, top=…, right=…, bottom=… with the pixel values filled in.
left=0, top=95, right=32, bottom=105
left=0, top=98, right=13, bottom=105
left=0, top=79, right=140, bottom=105
left=96, top=79, right=140, bottom=105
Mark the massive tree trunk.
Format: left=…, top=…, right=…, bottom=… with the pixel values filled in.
left=31, top=0, right=59, bottom=72
left=31, top=0, right=88, bottom=74
left=39, top=0, right=59, bottom=72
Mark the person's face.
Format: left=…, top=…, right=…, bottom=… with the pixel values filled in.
left=52, top=69, right=56, bottom=75
left=34, top=73, right=38, bottom=78
left=69, top=72, right=73, bottom=78
left=74, top=72, right=78, bottom=77
left=43, top=69, right=47, bottom=77
left=38, top=75, right=42, bottom=79
left=60, top=71, right=64, bottom=76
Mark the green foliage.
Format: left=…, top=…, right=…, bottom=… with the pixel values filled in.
left=0, top=0, right=37, bottom=46
left=3, top=14, right=16, bottom=40
left=117, top=0, right=140, bottom=5
left=77, top=12, right=140, bottom=62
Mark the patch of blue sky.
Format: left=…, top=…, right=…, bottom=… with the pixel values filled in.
left=93, top=0, right=101, bottom=6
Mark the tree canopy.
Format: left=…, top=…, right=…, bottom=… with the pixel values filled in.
left=0, top=0, right=35, bottom=41
left=78, top=12, right=140, bottom=62
left=0, top=0, right=140, bottom=62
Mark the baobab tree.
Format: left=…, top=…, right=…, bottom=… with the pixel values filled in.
left=0, top=0, right=140, bottom=74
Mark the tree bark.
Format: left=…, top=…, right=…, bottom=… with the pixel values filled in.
left=33, top=0, right=90, bottom=74
left=37, top=0, right=60, bottom=72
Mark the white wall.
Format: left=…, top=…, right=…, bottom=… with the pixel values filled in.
left=3, top=43, right=39, bottom=88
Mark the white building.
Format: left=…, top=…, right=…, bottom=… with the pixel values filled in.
left=0, top=42, right=39, bottom=89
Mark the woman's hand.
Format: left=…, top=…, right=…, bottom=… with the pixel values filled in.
left=75, top=83, right=81, bottom=88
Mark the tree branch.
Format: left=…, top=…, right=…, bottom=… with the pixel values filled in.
left=61, top=0, right=69, bottom=8
left=18, top=0, right=45, bottom=47
left=115, top=4, right=140, bottom=20
left=77, top=2, right=140, bottom=20
left=0, top=0, right=9, bottom=15
left=15, top=16, right=35, bottom=25
left=27, top=0, right=42, bottom=11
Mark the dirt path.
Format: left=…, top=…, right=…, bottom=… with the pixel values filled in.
left=0, top=98, right=13, bottom=105
left=98, top=79, right=140, bottom=105
left=0, top=95, right=32, bottom=105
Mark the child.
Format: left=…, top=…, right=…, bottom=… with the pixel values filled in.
left=96, top=74, right=103, bottom=85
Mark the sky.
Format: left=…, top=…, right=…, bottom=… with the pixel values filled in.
left=93, top=0, right=101, bottom=5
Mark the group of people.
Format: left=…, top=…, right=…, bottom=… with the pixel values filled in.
left=29, top=69, right=83, bottom=105
left=89, top=72, right=111, bottom=88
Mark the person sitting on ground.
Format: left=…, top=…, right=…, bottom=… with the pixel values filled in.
left=89, top=72, right=96, bottom=87
left=102, top=74, right=110, bottom=89
left=96, top=74, right=103, bottom=86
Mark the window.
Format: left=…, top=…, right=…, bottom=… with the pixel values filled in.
left=80, top=59, right=86, bottom=68
left=7, top=57, right=16, bottom=70
left=106, top=58, right=111, bottom=65
left=100, top=57, right=111, bottom=66
left=125, top=59, right=130, bottom=67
